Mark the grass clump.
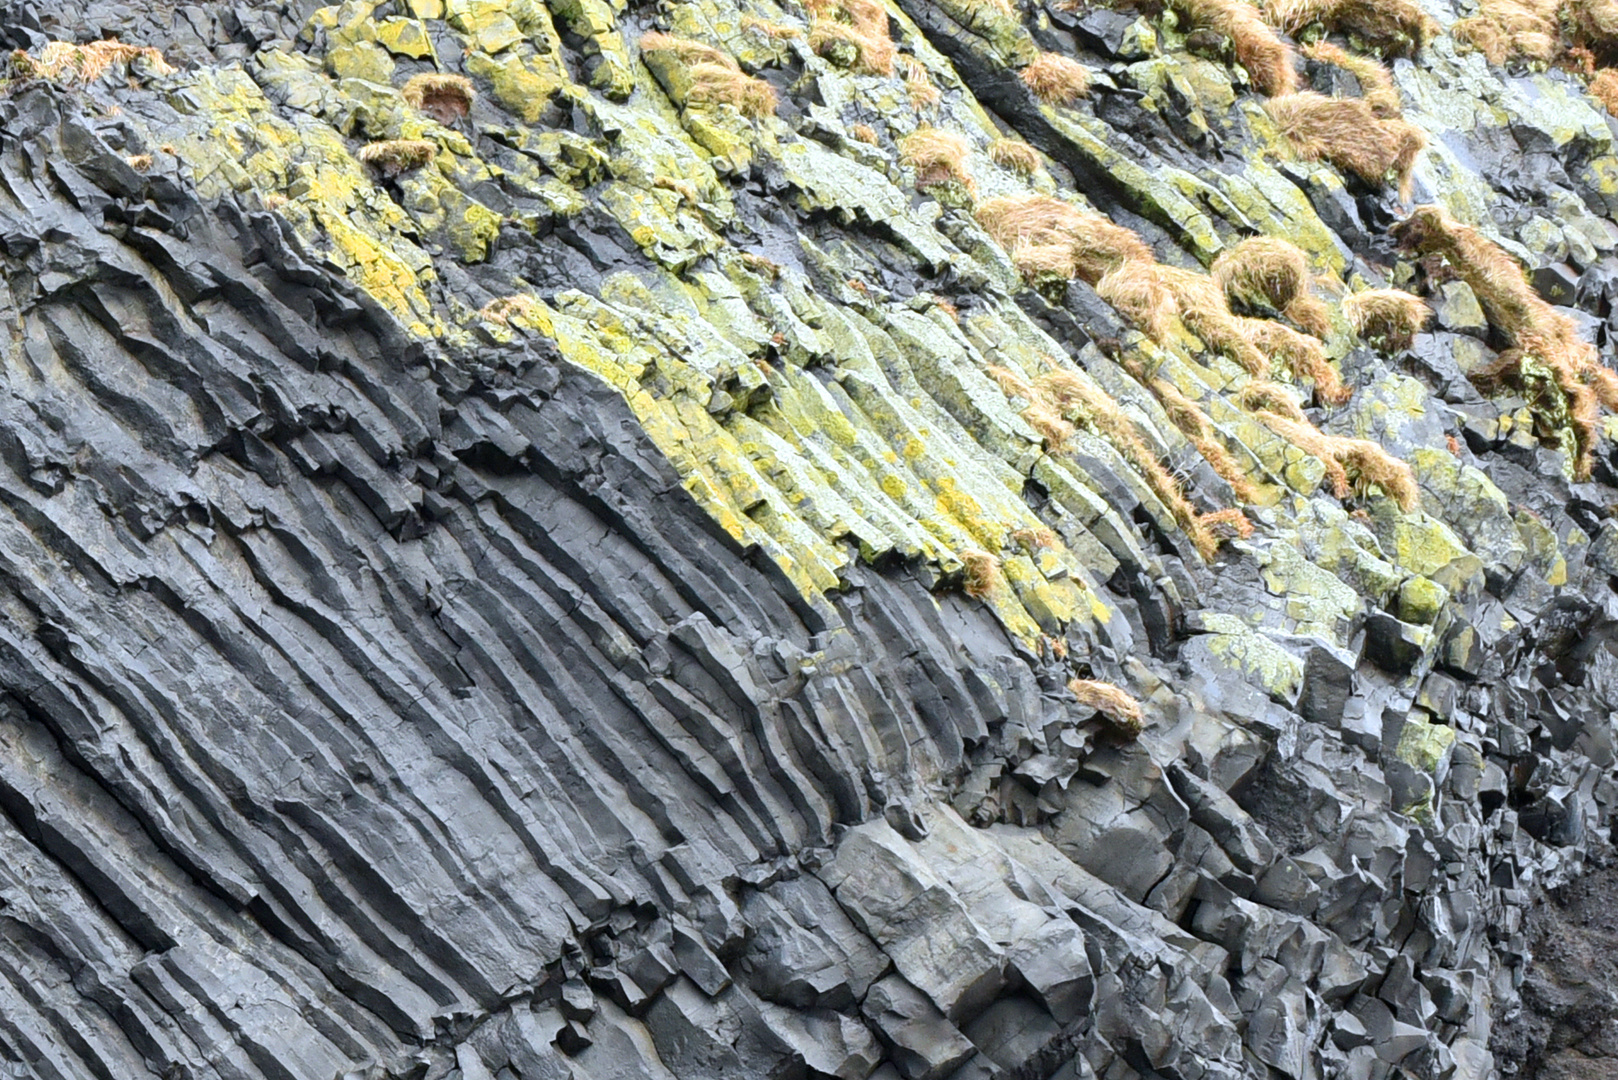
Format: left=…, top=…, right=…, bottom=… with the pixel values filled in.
left=900, top=127, right=975, bottom=196
left=1264, top=91, right=1426, bottom=201
left=1130, top=368, right=1259, bottom=500
left=1392, top=205, right=1618, bottom=477
left=960, top=549, right=1002, bottom=598
left=1245, top=318, right=1351, bottom=403
left=1591, top=67, right=1618, bottom=113
left=1342, top=288, right=1431, bottom=351
left=1097, top=262, right=1180, bottom=342
left=1451, top=0, right=1561, bottom=65
left=1020, top=51, right=1091, bottom=104
left=901, top=55, right=941, bottom=109
left=1252, top=408, right=1420, bottom=508
left=851, top=123, right=881, bottom=144
left=641, top=33, right=778, bottom=118
left=478, top=294, right=543, bottom=326
left=1212, top=235, right=1331, bottom=336
left=1068, top=678, right=1146, bottom=738
left=1157, top=266, right=1272, bottom=376
left=977, top=195, right=1154, bottom=286
left=1301, top=40, right=1402, bottom=117
left=358, top=139, right=437, bottom=178
left=1263, top=0, right=1437, bottom=54
left=806, top=0, right=895, bottom=74
left=17, top=39, right=174, bottom=83
left=1035, top=368, right=1249, bottom=559
left=989, top=138, right=1042, bottom=175
left=401, top=73, right=476, bottom=123
left=1172, top=0, right=1299, bottom=95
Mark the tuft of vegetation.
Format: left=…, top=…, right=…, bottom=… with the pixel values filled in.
left=1264, top=91, right=1426, bottom=201
left=1172, top=0, right=1299, bottom=96
left=125, top=153, right=153, bottom=172
left=1591, top=67, right=1618, bottom=113
left=741, top=15, right=806, bottom=39
left=977, top=195, right=1154, bottom=287
left=1157, top=266, right=1272, bottom=376
left=900, top=127, right=975, bottom=197
left=1244, top=318, right=1351, bottom=404
left=1020, top=51, right=1091, bottom=105
left=401, top=73, right=476, bottom=124
left=806, top=0, right=896, bottom=75
left=851, top=122, right=881, bottom=144
left=960, top=549, right=1002, bottom=598
left=1096, top=262, right=1179, bottom=342
left=357, top=138, right=438, bottom=178
left=1451, top=0, right=1561, bottom=65
left=1010, top=525, right=1057, bottom=553
left=1131, top=367, right=1260, bottom=501
left=641, top=33, right=778, bottom=118
left=478, top=294, right=543, bottom=326
left=1301, top=41, right=1402, bottom=117
left=1263, top=0, right=1437, bottom=55
left=15, top=39, right=173, bottom=84
left=1252, top=409, right=1420, bottom=508
left=1342, top=288, right=1431, bottom=351
left=1211, top=235, right=1330, bottom=336
left=901, top=55, right=941, bottom=109
left=1068, top=678, right=1146, bottom=738
left=989, top=138, right=1042, bottom=175
left=1392, top=205, right=1618, bottom=478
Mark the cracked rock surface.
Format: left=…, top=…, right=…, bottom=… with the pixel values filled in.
left=0, top=0, right=1613, bottom=1078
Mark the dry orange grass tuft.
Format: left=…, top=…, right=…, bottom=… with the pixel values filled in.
left=1133, top=370, right=1259, bottom=501
left=1301, top=40, right=1403, bottom=117
left=357, top=138, right=437, bottom=178
left=976, top=195, right=1154, bottom=285
left=1068, top=678, right=1146, bottom=738
left=1011, top=526, right=1058, bottom=552
left=1096, top=262, right=1179, bottom=342
left=1213, top=236, right=1313, bottom=314
left=1264, top=0, right=1437, bottom=54
left=22, top=39, right=173, bottom=83
left=1265, top=91, right=1426, bottom=201
left=1452, top=0, right=1562, bottom=65
left=901, top=55, right=942, bottom=109
left=1591, top=68, right=1618, bottom=113
left=989, top=138, right=1042, bottom=175
left=1157, top=266, right=1272, bottom=376
left=806, top=0, right=896, bottom=74
left=960, top=549, right=1002, bottom=598
left=1174, top=0, right=1299, bottom=95
left=1253, top=410, right=1420, bottom=508
left=851, top=123, right=881, bottom=144
left=741, top=15, right=806, bottom=38
left=1392, top=205, right=1618, bottom=477
left=1020, top=51, right=1091, bottom=105
left=1245, top=318, right=1352, bottom=404
left=401, top=73, right=476, bottom=123
left=1342, top=288, right=1431, bottom=351
left=478, top=294, right=543, bottom=326
left=900, top=127, right=974, bottom=191
left=641, top=33, right=779, bottom=117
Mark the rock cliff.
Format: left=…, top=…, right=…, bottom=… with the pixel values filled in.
left=0, top=0, right=1613, bottom=1077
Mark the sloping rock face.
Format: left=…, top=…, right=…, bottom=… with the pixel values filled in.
left=0, top=0, right=1614, bottom=1078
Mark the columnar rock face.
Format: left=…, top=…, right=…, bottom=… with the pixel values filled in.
left=0, top=0, right=1614, bottom=1078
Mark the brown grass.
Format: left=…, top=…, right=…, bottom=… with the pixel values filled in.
left=357, top=138, right=437, bottom=178
left=1068, top=678, right=1146, bottom=738
left=1173, top=0, right=1298, bottom=95
left=1301, top=41, right=1402, bottom=117
left=1569, top=0, right=1618, bottom=63
left=902, top=55, right=942, bottom=109
left=1245, top=318, right=1351, bottom=404
left=1096, top=262, right=1179, bottom=342
left=977, top=195, right=1154, bottom=285
left=1021, top=51, right=1091, bottom=104
left=741, top=15, right=806, bottom=38
left=900, top=127, right=975, bottom=194
left=1392, top=204, right=1618, bottom=477
left=1265, top=91, right=1426, bottom=201
left=1452, top=0, right=1562, bottom=65
left=1591, top=68, right=1618, bottom=113
left=1035, top=368, right=1233, bottom=558
left=401, top=73, right=476, bottom=124
left=1157, top=266, right=1271, bottom=376
left=1212, top=236, right=1311, bottom=314
left=478, top=294, right=543, bottom=326
left=960, top=549, right=1002, bottom=598
left=125, top=153, right=153, bottom=172
left=641, top=33, right=778, bottom=117
left=1135, top=371, right=1259, bottom=500
left=1264, top=0, right=1437, bottom=54
left=1011, top=526, right=1057, bottom=552
left=20, top=39, right=173, bottom=83
left=852, top=123, right=880, bottom=144
left=1342, top=288, right=1431, bottom=350
left=1238, top=380, right=1309, bottom=421
left=990, top=138, right=1042, bottom=175
left=1253, top=410, right=1419, bottom=508
left=806, top=0, right=895, bottom=74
